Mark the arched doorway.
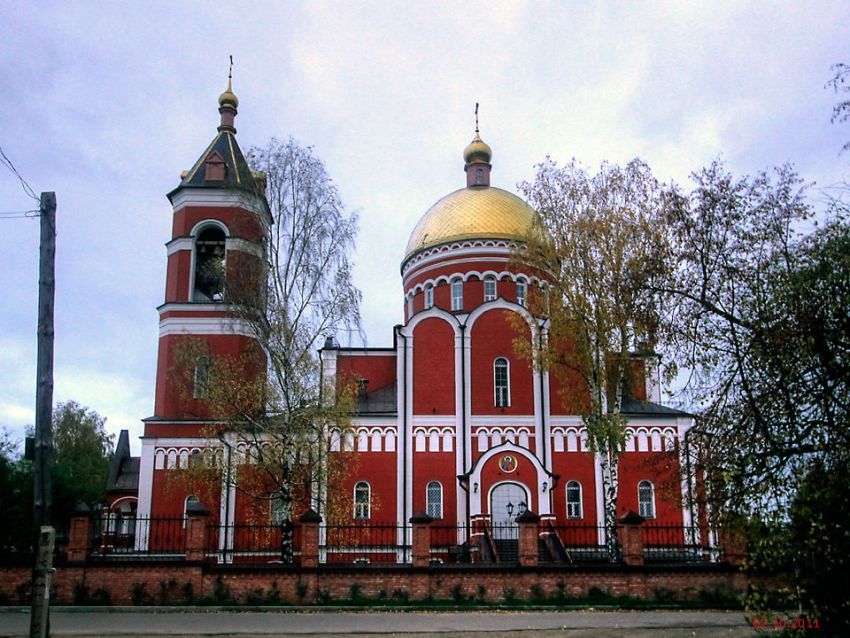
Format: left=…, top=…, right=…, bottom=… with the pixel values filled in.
left=490, top=482, right=528, bottom=539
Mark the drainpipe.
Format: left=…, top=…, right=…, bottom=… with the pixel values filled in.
left=460, top=322, right=468, bottom=526
left=401, top=330, right=409, bottom=534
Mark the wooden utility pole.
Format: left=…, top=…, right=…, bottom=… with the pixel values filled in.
left=29, top=527, right=55, bottom=638
left=30, top=191, right=56, bottom=638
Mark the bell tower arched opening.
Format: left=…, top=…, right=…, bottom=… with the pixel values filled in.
left=193, top=226, right=226, bottom=302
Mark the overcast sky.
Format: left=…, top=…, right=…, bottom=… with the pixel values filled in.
left=1, top=1, right=847, bottom=453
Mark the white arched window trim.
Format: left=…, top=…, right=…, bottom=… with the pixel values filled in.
left=451, top=278, right=463, bottom=311
left=516, top=279, right=527, bottom=307
left=353, top=481, right=371, bottom=519
left=193, top=356, right=210, bottom=399
left=191, top=224, right=228, bottom=303
left=183, top=495, right=200, bottom=528
left=566, top=480, right=583, bottom=519
left=484, top=277, right=497, bottom=302
left=424, top=284, right=434, bottom=309
left=494, top=357, right=510, bottom=407
left=638, top=480, right=656, bottom=518
left=426, top=481, right=443, bottom=519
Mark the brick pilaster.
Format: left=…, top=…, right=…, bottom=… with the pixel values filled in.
left=184, top=500, right=210, bottom=562
left=298, top=509, right=322, bottom=568
left=409, top=511, right=434, bottom=567
left=67, top=503, right=92, bottom=563
left=617, top=510, right=645, bottom=566
left=517, top=510, right=541, bottom=567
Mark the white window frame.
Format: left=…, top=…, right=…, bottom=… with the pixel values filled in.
left=192, top=225, right=227, bottom=303
left=270, top=491, right=287, bottom=525
left=451, top=279, right=463, bottom=311
left=484, top=277, right=497, bottom=302
left=426, top=481, right=443, bottom=519
left=183, top=495, right=199, bottom=528
left=193, top=356, right=210, bottom=399
left=566, top=481, right=583, bottom=519
left=516, top=280, right=527, bottom=307
left=407, top=295, right=413, bottom=318
left=354, top=481, right=371, bottom=519
left=494, top=357, right=510, bottom=407
left=424, top=285, right=434, bottom=309
left=638, top=480, right=656, bottom=518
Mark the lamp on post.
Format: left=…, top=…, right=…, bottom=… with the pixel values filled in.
left=506, top=502, right=514, bottom=518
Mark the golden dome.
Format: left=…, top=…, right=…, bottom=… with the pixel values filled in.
left=404, top=186, right=536, bottom=262
left=463, top=132, right=492, bottom=165
left=218, top=77, right=239, bottom=110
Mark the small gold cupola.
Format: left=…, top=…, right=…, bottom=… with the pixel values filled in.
left=463, top=102, right=492, bottom=187
left=218, top=56, right=239, bottom=134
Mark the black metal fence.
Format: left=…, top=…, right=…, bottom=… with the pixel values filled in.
left=321, top=523, right=410, bottom=565
left=205, top=522, right=302, bottom=564
left=544, top=523, right=615, bottom=562
left=642, top=524, right=716, bottom=563
left=90, top=515, right=186, bottom=559
left=77, top=515, right=719, bottom=566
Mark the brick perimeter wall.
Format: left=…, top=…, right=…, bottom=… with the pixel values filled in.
left=0, top=562, right=747, bottom=606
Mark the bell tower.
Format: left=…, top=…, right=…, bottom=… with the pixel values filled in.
left=138, top=71, right=270, bottom=518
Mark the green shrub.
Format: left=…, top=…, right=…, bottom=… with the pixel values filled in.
left=131, top=582, right=153, bottom=606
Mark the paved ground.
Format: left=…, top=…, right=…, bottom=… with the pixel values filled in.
left=0, top=609, right=757, bottom=637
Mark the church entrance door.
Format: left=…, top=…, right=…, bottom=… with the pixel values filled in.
left=489, top=482, right=528, bottom=540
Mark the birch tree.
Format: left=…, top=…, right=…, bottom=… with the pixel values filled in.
left=517, top=158, right=671, bottom=560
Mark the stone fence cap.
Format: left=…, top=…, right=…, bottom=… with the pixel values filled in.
left=409, top=511, right=434, bottom=524
left=619, top=510, right=645, bottom=524
left=186, top=500, right=210, bottom=516
left=299, top=509, right=322, bottom=523
left=516, top=510, right=540, bottom=523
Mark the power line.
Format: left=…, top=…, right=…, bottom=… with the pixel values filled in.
left=0, top=144, right=39, bottom=204
left=0, top=209, right=40, bottom=219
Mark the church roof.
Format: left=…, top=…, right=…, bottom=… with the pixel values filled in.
left=106, top=430, right=140, bottom=494
left=167, top=130, right=256, bottom=200
left=620, top=398, right=692, bottom=417
left=167, top=71, right=262, bottom=203
left=404, top=185, right=537, bottom=264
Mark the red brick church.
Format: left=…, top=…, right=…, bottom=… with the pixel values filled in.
left=105, top=78, right=699, bottom=558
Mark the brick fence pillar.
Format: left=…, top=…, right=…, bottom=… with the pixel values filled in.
left=298, top=509, right=322, bottom=568
left=718, top=524, right=746, bottom=567
left=67, top=503, right=92, bottom=562
left=517, top=510, right=541, bottom=567
left=184, top=500, right=210, bottom=562
left=409, top=511, right=434, bottom=567
left=617, top=510, right=645, bottom=566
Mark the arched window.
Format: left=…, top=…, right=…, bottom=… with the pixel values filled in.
left=407, top=295, right=413, bottom=318
left=426, top=481, right=443, bottom=519
left=484, top=277, right=497, bottom=302
left=494, top=357, right=510, bottom=407
left=270, top=492, right=288, bottom=525
left=193, top=356, right=210, bottom=399
left=424, top=284, right=434, bottom=309
left=566, top=481, right=582, bottom=519
left=193, top=227, right=226, bottom=302
left=451, top=278, right=463, bottom=311
left=354, top=482, right=371, bottom=519
left=516, top=280, right=527, bottom=307
left=638, top=480, right=655, bottom=518
left=183, top=495, right=199, bottom=528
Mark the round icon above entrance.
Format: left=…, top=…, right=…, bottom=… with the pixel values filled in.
left=499, top=455, right=517, bottom=473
